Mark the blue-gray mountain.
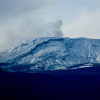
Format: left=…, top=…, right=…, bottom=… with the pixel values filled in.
left=0, top=37, right=100, bottom=72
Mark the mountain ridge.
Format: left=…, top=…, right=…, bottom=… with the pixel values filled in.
left=0, top=37, right=100, bottom=72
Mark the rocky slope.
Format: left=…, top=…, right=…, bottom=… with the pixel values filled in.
left=0, top=37, right=100, bottom=72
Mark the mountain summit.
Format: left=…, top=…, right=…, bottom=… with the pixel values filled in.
left=0, top=37, right=100, bottom=72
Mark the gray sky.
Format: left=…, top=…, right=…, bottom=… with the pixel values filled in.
left=0, top=0, right=100, bottom=52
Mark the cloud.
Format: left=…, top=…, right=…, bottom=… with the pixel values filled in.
left=63, top=10, right=100, bottom=39
left=0, top=0, right=100, bottom=52
left=0, top=20, right=63, bottom=52
left=0, top=0, right=52, bottom=21
left=0, top=0, right=63, bottom=52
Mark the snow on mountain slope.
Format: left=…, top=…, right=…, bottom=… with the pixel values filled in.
left=0, top=37, right=100, bottom=72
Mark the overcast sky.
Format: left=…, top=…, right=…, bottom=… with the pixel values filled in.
left=0, top=0, right=100, bottom=52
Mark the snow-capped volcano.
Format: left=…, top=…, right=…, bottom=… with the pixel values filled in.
left=0, top=37, right=100, bottom=72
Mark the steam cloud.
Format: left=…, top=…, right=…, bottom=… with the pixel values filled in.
left=0, top=20, right=63, bottom=52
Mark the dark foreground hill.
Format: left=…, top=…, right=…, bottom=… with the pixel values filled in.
left=0, top=66, right=100, bottom=100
